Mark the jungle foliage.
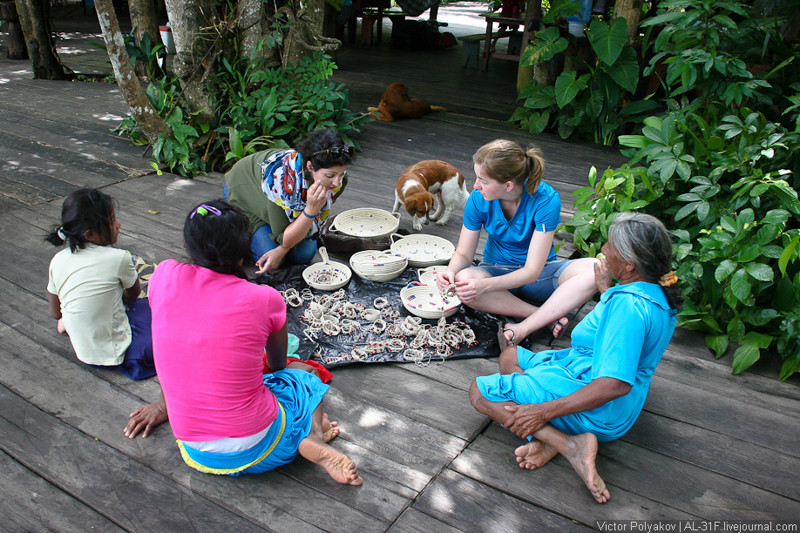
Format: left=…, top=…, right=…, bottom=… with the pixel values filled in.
left=554, top=0, right=800, bottom=378
left=113, top=2, right=370, bottom=177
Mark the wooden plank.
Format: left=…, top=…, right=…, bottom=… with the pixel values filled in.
left=0, top=449, right=126, bottom=533
left=328, top=364, right=489, bottom=440
left=322, top=384, right=469, bottom=480
left=414, top=469, right=592, bottom=531
left=0, top=384, right=277, bottom=533
left=452, top=432, right=692, bottom=521
left=0, top=130, right=149, bottom=181
left=644, top=374, right=800, bottom=459
left=386, top=507, right=463, bottom=533
left=625, top=411, right=800, bottom=501
left=0, top=324, right=396, bottom=532
left=482, top=424, right=800, bottom=520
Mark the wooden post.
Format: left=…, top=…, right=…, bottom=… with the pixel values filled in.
left=0, top=0, right=28, bottom=59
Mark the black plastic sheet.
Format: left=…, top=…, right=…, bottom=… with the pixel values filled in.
left=254, top=265, right=501, bottom=368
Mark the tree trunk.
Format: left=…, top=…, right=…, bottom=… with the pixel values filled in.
left=1, top=1, right=27, bottom=59
left=129, top=0, right=161, bottom=50
left=279, top=0, right=339, bottom=68
left=613, top=0, right=642, bottom=47
left=14, top=0, right=67, bottom=79
left=94, top=0, right=171, bottom=145
left=163, top=0, right=217, bottom=123
left=236, top=0, right=263, bottom=60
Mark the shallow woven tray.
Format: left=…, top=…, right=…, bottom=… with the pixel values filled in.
left=390, top=233, right=455, bottom=268
left=400, top=283, right=461, bottom=319
left=328, top=208, right=400, bottom=238
left=302, top=247, right=352, bottom=290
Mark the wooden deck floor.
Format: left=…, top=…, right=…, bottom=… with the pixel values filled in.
left=1, top=3, right=799, bottom=531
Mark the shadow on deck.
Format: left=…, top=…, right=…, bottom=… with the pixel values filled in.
left=0, top=2, right=799, bottom=531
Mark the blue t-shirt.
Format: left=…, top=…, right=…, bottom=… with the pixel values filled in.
left=462, top=181, right=561, bottom=264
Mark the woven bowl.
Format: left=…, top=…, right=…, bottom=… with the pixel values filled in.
left=329, top=208, right=400, bottom=238
left=417, top=265, right=448, bottom=285
left=400, top=283, right=461, bottom=319
left=390, top=233, right=455, bottom=268
left=351, top=261, right=407, bottom=282
left=350, top=250, right=408, bottom=273
left=302, top=247, right=352, bottom=291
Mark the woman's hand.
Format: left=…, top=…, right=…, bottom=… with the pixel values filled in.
left=256, top=246, right=289, bottom=274
left=454, top=278, right=485, bottom=304
left=503, top=403, right=550, bottom=438
left=594, top=256, right=613, bottom=294
left=305, top=181, right=330, bottom=215
left=436, top=270, right=456, bottom=295
left=124, top=402, right=168, bottom=439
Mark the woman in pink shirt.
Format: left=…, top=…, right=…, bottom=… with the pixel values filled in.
left=123, top=199, right=361, bottom=485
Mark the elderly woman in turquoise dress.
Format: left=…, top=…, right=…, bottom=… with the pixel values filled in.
left=469, top=212, right=682, bottom=504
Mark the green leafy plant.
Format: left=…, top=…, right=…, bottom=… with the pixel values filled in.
left=114, top=21, right=371, bottom=177
left=513, top=17, right=659, bottom=143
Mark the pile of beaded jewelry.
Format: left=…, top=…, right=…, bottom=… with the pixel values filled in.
left=279, top=287, right=478, bottom=367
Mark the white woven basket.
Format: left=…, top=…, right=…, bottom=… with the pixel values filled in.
left=400, top=283, right=461, bottom=319
left=329, top=208, right=400, bottom=238
left=417, top=265, right=448, bottom=285
left=349, top=250, right=408, bottom=281
left=302, top=247, right=352, bottom=290
left=390, top=233, right=455, bottom=267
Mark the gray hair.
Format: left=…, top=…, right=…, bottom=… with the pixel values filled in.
left=607, top=212, right=673, bottom=282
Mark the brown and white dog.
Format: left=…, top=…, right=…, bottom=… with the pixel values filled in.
left=391, top=160, right=469, bottom=231
left=368, top=82, right=447, bottom=122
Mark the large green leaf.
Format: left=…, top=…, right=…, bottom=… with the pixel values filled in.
left=730, top=268, right=752, bottom=302
left=555, top=71, right=590, bottom=108
left=589, top=17, right=627, bottom=66
left=542, top=0, right=582, bottom=24
left=606, top=47, right=639, bottom=93
left=521, top=27, right=568, bottom=65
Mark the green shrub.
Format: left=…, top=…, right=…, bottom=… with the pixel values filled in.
left=114, top=31, right=371, bottom=177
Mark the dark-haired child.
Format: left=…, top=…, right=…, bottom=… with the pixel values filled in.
left=46, top=188, right=155, bottom=380
left=124, top=199, right=362, bottom=485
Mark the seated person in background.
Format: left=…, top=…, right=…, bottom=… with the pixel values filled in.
left=469, top=213, right=681, bottom=503
left=123, top=199, right=362, bottom=486
left=437, top=139, right=597, bottom=342
left=224, top=128, right=354, bottom=274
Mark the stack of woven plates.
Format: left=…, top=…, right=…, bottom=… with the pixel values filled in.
left=390, top=233, right=455, bottom=267
left=349, top=250, right=408, bottom=282
left=329, top=208, right=400, bottom=238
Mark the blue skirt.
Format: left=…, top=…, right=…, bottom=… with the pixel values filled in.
left=177, top=368, right=329, bottom=475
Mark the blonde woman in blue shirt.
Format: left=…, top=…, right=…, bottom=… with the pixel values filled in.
left=437, top=139, right=598, bottom=343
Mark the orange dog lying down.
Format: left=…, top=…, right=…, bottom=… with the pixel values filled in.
left=392, top=160, right=469, bottom=231
left=368, top=82, right=447, bottom=122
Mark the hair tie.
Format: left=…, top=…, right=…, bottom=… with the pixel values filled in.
left=57, top=227, right=67, bottom=241
left=190, top=204, right=223, bottom=219
left=659, top=271, right=678, bottom=287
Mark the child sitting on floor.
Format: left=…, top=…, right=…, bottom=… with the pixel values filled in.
left=123, top=199, right=361, bottom=485
left=46, top=188, right=155, bottom=380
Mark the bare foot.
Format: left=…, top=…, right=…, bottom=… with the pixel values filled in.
left=515, top=440, right=558, bottom=470
left=298, top=438, right=363, bottom=486
left=57, top=318, right=66, bottom=334
left=321, top=413, right=339, bottom=443
left=551, top=317, right=569, bottom=339
left=563, top=433, right=610, bottom=504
